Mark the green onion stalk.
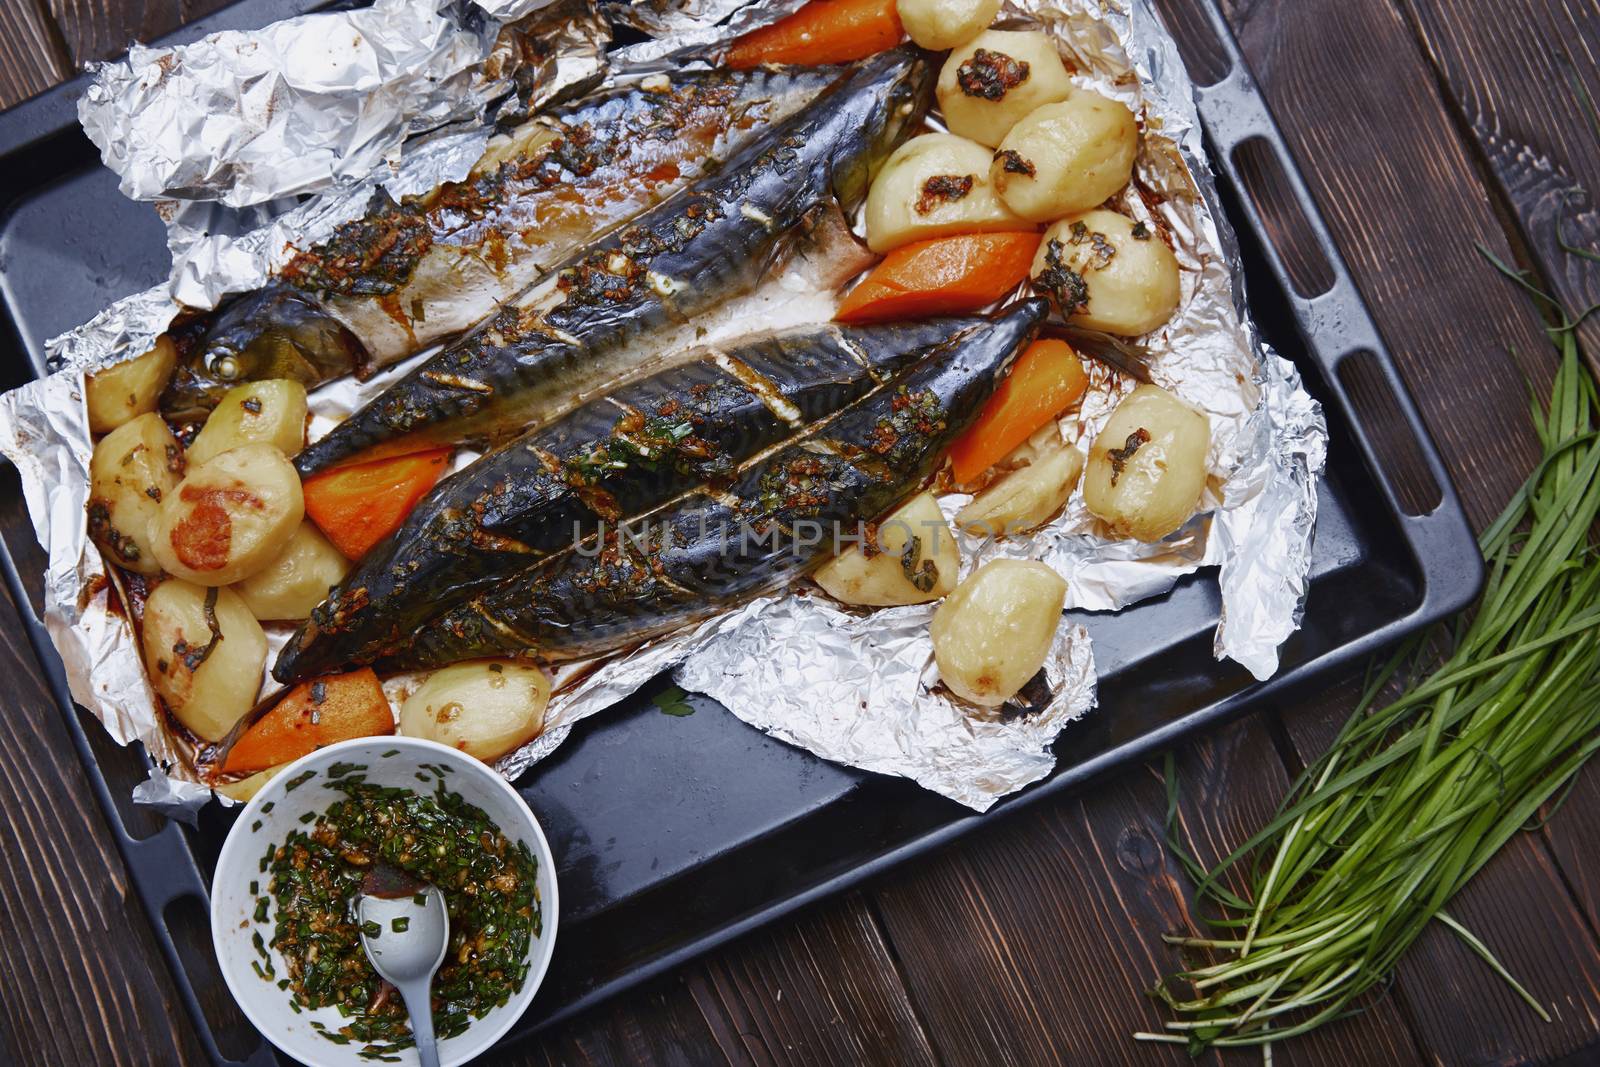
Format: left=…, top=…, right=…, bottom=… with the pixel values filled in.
left=1139, top=250, right=1600, bottom=1053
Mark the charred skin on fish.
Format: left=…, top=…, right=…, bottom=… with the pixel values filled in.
left=159, top=64, right=850, bottom=422
left=273, top=313, right=985, bottom=682
left=388, top=298, right=1047, bottom=670
left=291, top=47, right=937, bottom=476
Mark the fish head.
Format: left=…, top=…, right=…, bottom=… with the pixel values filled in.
left=822, top=46, right=938, bottom=210
left=161, top=286, right=368, bottom=422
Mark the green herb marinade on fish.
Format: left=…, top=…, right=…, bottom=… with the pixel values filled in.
left=389, top=299, right=1047, bottom=670
left=274, top=314, right=988, bottom=682
left=291, top=47, right=937, bottom=475
left=158, top=63, right=848, bottom=421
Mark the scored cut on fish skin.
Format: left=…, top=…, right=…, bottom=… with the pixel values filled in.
left=158, top=62, right=849, bottom=422
left=274, top=313, right=996, bottom=683
left=388, top=299, right=1048, bottom=670
left=291, top=46, right=938, bottom=476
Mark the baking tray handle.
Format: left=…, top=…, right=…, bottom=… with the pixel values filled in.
left=0, top=545, right=278, bottom=1067
left=1171, top=0, right=1484, bottom=622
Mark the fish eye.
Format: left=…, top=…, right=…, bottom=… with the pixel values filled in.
left=214, top=355, right=241, bottom=381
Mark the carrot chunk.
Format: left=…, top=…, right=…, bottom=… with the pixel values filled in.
left=220, top=669, right=393, bottom=775
left=948, top=339, right=1089, bottom=484
left=835, top=232, right=1042, bottom=324
left=302, top=448, right=451, bottom=560
left=726, top=0, right=903, bottom=68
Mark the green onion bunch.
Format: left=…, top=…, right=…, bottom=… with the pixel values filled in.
left=1140, top=264, right=1600, bottom=1052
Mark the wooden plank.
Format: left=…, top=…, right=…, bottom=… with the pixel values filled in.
left=870, top=734, right=1424, bottom=1066
left=683, top=895, right=939, bottom=1066
left=1400, top=0, right=1600, bottom=374
left=1206, top=2, right=1600, bottom=1059
left=0, top=0, right=71, bottom=109
left=1398, top=0, right=1600, bottom=961
left=501, top=893, right=941, bottom=1067
left=0, top=552, right=208, bottom=1064
left=516, top=977, right=734, bottom=1066
left=1215, top=0, right=1559, bottom=531
left=872, top=774, right=1224, bottom=1067
left=44, top=0, right=179, bottom=69
left=1536, top=770, right=1600, bottom=941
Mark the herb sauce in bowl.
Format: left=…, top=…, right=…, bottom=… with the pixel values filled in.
left=213, top=737, right=559, bottom=1067
left=266, top=776, right=540, bottom=1055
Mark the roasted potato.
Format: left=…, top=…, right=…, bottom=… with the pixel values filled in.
left=992, top=91, right=1139, bottom=222
left=149, top=444, right=305, bottom=586
left=896, top=0, right=1000, bottom=50
left=931, top=559, right=1067, bottom=707
left=88, top=412, right=185, bottom=575
left=214, top=764, right=287, bottom=802
left=1083, top=384, right=1209, bottom=541
left=937, top=30, right=1073, bottom=147
left=187, top=379, right=308, bottom=466
left=142, top=580, right=267, bottom=742
left=85, top=336, right=176, bottom=435
left=957, top=433, right=1084, bottom=536
left=864, top=133, right=1027, bottom=253
left=1031, top=209, right=1181, bottom=336
left=231, top=522, right=350, bottom=621
left=815, top=492, right=960, bottom=606
left=399, top=661, right=549, bottom=762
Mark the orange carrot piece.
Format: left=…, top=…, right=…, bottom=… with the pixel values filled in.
left=726, top=0, right=903, bottom=69
left=835, top=232, right=1041, bottom=324
left=303, top=448, right=451, bottom=560
left=221, top=669, right=393, bottom=775
left=948, top=339, right=1089, bottom=484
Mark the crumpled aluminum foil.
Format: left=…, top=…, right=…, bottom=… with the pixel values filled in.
left=1, top=0, right=1326, bottom=815
left=78, top=0, right=575, bottom=208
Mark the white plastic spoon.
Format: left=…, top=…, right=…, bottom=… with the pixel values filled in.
left=357, top=883, right=449, bottom=1067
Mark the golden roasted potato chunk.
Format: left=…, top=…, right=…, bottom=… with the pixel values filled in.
left=865, top=133, right=1028, bottom=253
left=187, top=379, right=308, bottom=465
left=1083, top=384, right=1210, bottom=541
left=992, top=91, right=1139, bottom=222
left=931, top=559, right=1067, bottom=706
left=142, top=580, right=266, bottom=742
left=231, top=522, right=349, bottom=621
left=85, top=336, right=177, bottom=435
left=937, top=31, right=1073, bottom=147
left=957, top=436, right=1084, bottom=537
left=815, top=492, right=960, bottom=606
left=88, top=412, right=185, bottom=574
left=897, top=0, right=1000, bottom=50
left=1031, top=209, right=1182, bottom=336
left=149, top=444, right=305, bottom=585
left=400, top=661, right=549, bottom=762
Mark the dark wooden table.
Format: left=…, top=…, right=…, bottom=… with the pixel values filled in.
left=2, top=1, right=1599, bottom=1064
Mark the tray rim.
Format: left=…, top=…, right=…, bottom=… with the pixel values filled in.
left=0, top=1, right=1484, bottom=1062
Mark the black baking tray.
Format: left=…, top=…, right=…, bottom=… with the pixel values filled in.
left=0, top=2, right=1483, bottom=1063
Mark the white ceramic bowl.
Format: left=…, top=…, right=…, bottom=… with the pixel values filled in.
left=211, top=737, right=558, bottom=1067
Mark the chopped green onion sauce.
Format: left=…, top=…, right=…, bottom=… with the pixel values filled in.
left=261, top=779, right=539, bottom=1056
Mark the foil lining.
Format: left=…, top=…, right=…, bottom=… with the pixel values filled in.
left=78, top=0, right=576, bottom=209
left=2, top=0, right=1325, bottom=815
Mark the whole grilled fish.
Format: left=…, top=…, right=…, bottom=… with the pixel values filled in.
left=293, top=47, right=936, bottom=475
left=273, top=314, right=987, bottom=683
left=388, top=299, right=1047, bottom=670
left=158, top=63, right=847, bottom=421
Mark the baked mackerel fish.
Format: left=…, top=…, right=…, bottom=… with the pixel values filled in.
left=157, top=62, right=848, bottom=421
left=388, top=299, right=1048, bottom=670
left=293, top=47, right=937, bottom=475
left=274, top=314, right=991, bottom=683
